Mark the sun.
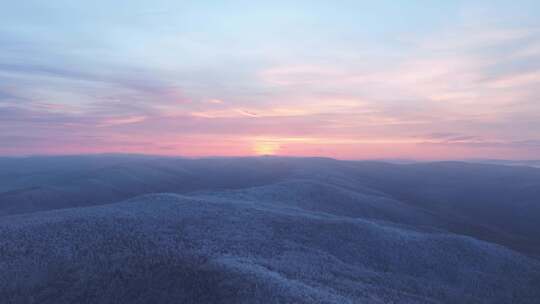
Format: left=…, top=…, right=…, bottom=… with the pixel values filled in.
left=253, top=141, right=281, bottom=155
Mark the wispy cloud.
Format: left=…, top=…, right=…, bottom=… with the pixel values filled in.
left=2, top=1, right=540, bottom=159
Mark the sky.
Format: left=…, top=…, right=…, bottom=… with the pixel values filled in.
left=1, top=0, right=540, bottom=160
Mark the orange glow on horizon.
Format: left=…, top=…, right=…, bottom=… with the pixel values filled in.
left=253, top=141, right=281, bottom=155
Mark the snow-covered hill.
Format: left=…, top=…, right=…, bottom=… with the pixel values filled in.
left=1, top=193, right=539, bottom=304
left=1, top=155, right=540, bottom=303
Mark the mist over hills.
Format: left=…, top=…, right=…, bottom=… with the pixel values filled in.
left=1, top=155, right=539, bottom=303
left=468, top=159, right=540, bottom=169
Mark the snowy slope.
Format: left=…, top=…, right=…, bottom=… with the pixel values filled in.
left=1, top=193, right=539, bottom=304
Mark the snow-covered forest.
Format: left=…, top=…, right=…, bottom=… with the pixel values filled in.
left=1, top=155, right=539, bottom=303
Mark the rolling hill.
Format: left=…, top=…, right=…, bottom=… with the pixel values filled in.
left=1, top=155, right=539, bottom=303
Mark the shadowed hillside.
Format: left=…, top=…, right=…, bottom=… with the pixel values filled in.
left=1, top=155, right=539, bottom=257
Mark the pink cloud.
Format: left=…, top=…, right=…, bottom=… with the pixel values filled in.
left=99, top=115, right=147, bottom=127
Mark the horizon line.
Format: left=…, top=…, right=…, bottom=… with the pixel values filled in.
left=1, top=152, right=539, bottom=164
